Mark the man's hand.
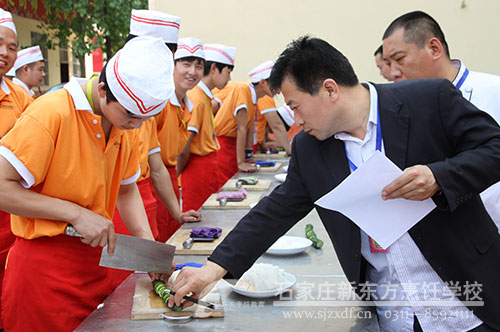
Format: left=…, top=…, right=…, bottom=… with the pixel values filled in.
left=382, top=165, right=440, bottom=201
left=148, top=259, right=177, bottom=283
left=178, top=210, right=202, bottom=224
left=239, top=162, right=257, bottom=173
left=71, top=208, right=116, bottom=255
left=168, top=261, right=227, bottom=308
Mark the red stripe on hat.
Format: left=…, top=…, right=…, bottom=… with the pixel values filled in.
left=113, top=52, right=163, bottom=115
left=249, top=65, right=273, bottom=78
left=131, top=14, right=180, bottom=29
left=204, top=46, right=234, bottom=64
left=17, top=48, right=41, bottom=59
left=0, top=18, right=13, bottom=23
left=178, top=44, right=202, bottom=54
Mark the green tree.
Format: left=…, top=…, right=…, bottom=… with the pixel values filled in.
left=33, top=0, right=148, bottom=60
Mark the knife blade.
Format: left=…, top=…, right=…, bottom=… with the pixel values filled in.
left=65, top=225, right=175, bottom=273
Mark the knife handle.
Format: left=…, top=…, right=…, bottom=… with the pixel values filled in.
left=65, top=225, right=83, bottom=238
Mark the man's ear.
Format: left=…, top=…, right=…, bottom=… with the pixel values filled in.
left=96, top=81, right=107, bottom=99
left=210, top=63, right=218, bottom=73
left=323, top=78, right=339, bottom=101
left=427, top=37, right=445, bottom=61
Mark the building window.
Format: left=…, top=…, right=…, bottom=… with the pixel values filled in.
left=59, top=47, right=69, bottom=83
left=30, top=32, right=49, bottom=86
left=72, top=56, right=85, bottom=78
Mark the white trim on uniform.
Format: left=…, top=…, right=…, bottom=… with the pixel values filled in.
left=233, top=103, right=248, bottom=117
left=148, top=147, right=161, bottom=156
left=169, top=93, right=194, bottom=112
left=121, top=166, right=141, bottom=185
left=247, top=82, right=257, bottom=104
left=1, top=78, right=11, bottom=95
left=0, top=146, right=35, bottom=188
left=12, top=77, right=34, bottom=96
left=63, top=77, right=93, bottom=114
left=259, top=107, right=276, bottom=115
left=187, top=125, right=198, bottom=134
left=198, top=80, right=214, bottom=99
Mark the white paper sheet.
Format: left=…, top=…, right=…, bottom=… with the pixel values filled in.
left=315, top=151, right=436, bottom=249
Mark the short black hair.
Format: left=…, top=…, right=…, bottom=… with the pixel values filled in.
left=98, top=63, right=118, bottom=104
left=15, top=61, right=41, bottom=76
left=382, top=11, right=450, bottom=58
left=203, top=61, right=234, bottom=76
left=125, top=34, right=177, bottom=53
left=174, top=56, right=205, bottom=66
left=269, top=36, right=358, bottom=95
left=374, top=45, right=383, bottom=57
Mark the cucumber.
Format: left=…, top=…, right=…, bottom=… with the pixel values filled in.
left=153, top=280, right=183, bottom=311
left=305, top=224, right=324, bottom=249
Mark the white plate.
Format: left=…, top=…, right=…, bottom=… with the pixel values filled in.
left=266, top=236, right=312, bottom=255
left=225, top=272, right=296, bottom=298
left=274, top=173, right=286, bottom=183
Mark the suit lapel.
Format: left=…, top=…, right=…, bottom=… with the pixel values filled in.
left=375, top=84, right=409, bottom=170
left=319, top=136, right=350, bottom=185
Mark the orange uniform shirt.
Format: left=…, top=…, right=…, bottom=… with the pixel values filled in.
left=186, top=81, right=219, bottom=156
left=0, top=77, right=141, bottom=239
left=137, top=117, right=161, bottom=182
left=0, top=78, right=32, bottom=137
left=156, top=94, right=193, bottom=166
left=255, top=95, right=277, bottom=144
left=214, top=81, right=257, bottom=138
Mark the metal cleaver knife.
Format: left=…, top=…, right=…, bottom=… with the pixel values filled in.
left=65, top=225, right=175, bottom=273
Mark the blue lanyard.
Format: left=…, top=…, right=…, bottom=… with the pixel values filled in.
left=455, top=68, right=469, bottom=89
left=345, top=107, right=382, bottom=171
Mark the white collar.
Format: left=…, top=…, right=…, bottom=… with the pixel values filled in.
left=335, top=82, right=378, bottom=141
left=451, top=59, right=467, bottom=87
left=1, top=78, right=10, bottom=94
left=198, top=80, right=214, bottom=99
left=63, top=77, right=93, bottom=113
left=247, top=82, right=257, bottom=104
left=12, top=77, right=34, bottom=96
left=169, top=92, right=194, bottom=112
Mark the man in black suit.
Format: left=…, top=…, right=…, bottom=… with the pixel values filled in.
left=170, top=36, right=500, bottom=331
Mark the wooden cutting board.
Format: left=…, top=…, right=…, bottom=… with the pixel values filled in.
left=253, top=151, right=287, bottom=159
left=202, top=193, right=262, bottom=210
left=131, top=276, right=224, bottom=320
left=257, top=162, right=282, bottom=173
left=166, top=228, right=229, bottom=255
left=222, top=179, right=271, bottom=191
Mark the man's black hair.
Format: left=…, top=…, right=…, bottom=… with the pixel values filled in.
left=98, top=63, right=118, bottom=104
left=382, top=11, right=450, bottom=58
left=174, top=56, right=205, bottom=66
left=269, top=36, right=358, bottom=95
left=125, top=34, right=177, bottom=53
left=374, top=45, right=383, bottom=57
left=203, top=61, right=234, bottom=76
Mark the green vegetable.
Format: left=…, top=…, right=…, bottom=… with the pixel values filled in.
left=153, top=280, right=183, bottom=312
left=305, top=224, right=324, bottom=249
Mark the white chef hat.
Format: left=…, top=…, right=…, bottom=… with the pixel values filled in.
left=129, top=9, right=180, bottom=44
left=106, top=36, right=174, bottom=116
left=249, top=60, right=274, bottom=83
left=203, top=43, right=236, bottom=66
left=277, top=104, right=295, bottom=127
left=0, top=9, right=16, bottom=35
left=13, top=46, right=44, bottom=72
left=175, top=37, right=205, bottom=60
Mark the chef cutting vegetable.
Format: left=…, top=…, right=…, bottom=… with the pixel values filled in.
left=0, top=36, right=175, bottom=332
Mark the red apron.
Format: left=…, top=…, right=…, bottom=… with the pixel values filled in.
left=0, top=210, right=14, bottom=330
left=216, top=136, right=238, bottom=186
left=110, top=178, right=158, bottom=289
left=154, top=166, right=181, bottom=243
left=2, top=235, right=114, bottom=332
left=181, top=152, right=220, bottom=212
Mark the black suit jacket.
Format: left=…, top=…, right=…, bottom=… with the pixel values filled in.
left=210, top=79, right=500, bottom=328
